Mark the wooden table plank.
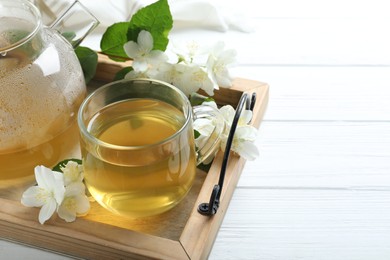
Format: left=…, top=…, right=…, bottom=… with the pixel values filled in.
left=210, top=188, right=390, bottom=260
left=231, top=66, right=390, bottom=121
left=239, top=121, right=390, bottom=188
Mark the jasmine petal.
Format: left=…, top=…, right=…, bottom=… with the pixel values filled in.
left=202, top=101, right=218, bottom=109
left=239, top=110, right=253, bottom=125
left=57, top=199, right=76, bottom=222
left=219, top=105, right=235, bottom=125
left=237, top=141, right=260, bottom=161
left=39, top=199, right=57, bottom=224
left=132, top=59, right=149, bottom=72
left=21, top=186, right=46, bottom=207
left=137, top=30, right=154, bottom=51
left=58, top=182, right=90, bottom=222
left=221, top=125, right=259, bottom=160
left=193, top=118, right=215, bottom=136
left=207, top=42, right=236, bottom=88
left=123, top=41, right=139, bottom=59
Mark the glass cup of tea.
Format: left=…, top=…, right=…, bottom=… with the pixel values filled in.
left=77, top=78, right=225, bottom=218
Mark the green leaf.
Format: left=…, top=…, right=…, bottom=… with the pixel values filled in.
left=100, top=22, right=130, bottom=60
left=114, top=66, right=133, bottom=81
left=127, top=0, right=173, bottom=51
left=194, top=130, right=201, bottom=139
left=99, top=0, right=173, bottom=61
left=52, top=159, right=82, bottom=172
left=190, top=93, right=215, bottom=106
left=75, top=46, right=98, bottom=84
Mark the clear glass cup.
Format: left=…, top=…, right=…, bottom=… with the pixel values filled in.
left=78, top=78, right=225, bottom=218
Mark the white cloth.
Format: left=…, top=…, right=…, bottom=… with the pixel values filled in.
left=165, top=0, right=253, bottom=32
left=37, top=0, right=252, bottom=49
left=78, top=0, right=252, bottom=32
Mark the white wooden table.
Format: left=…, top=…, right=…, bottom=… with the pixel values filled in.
left=1, top=0, right=390, bottom=259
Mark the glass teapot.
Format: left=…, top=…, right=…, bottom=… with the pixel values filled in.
left=0, top=0, right=98, bottom=185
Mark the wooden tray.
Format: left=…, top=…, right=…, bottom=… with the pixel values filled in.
left=0, top=54, right=269, bottom=259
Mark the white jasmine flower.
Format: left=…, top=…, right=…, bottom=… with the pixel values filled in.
left=219, top=104, right=259, bottom=160
left=154, top=62, right=184, bottom=87
left=155, top=63, right=214, bottom=96
left=195, top=103, right=259, bottom=161
left=185, top=65, right=215, bottom=96
left=21, top=166, right=65, bottom=224
left=171, top=40, right=206, bottom=64
left=207, top=41, right=237, bottom=88
left=154, top=63, right=191, bottom=95
left=194, top=118, right=215, bottom=136
left=123, top=30, right=168, bottom=72
left=57, top=182, right=90, bottom=223
left=61, top=160, right=83, bottom=186
left=21, top=160, right=89, bottom=224
left=220, top=105, right=253, bottom=127
left=221, top=125, right=259, bottom=161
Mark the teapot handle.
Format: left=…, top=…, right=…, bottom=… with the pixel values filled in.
left=50, top=0, right=99, bottom=48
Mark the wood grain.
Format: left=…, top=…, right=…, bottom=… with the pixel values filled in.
left=230, top=66, right=390, bottom=121
left=0, top=198, right=189, bottom=260
left=240, top=121, right=390, bottom=188
left=211, top=188, right=390, bottom=260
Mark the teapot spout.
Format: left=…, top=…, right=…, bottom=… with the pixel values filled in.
left=50, top=0, right=99, bottom=48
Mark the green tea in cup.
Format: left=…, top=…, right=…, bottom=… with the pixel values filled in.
left=78, top=79, right=224, bottom=218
